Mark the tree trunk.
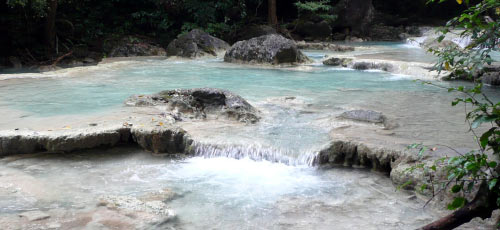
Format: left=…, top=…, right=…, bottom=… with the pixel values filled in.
left=420, top=182, right=498, bottom=230
left=267, top=0, right=278, bottom=28
left=45, top=0, right=58, bottom=53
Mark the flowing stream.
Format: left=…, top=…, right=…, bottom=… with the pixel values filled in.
left=0, top=42, right=498, bottom=229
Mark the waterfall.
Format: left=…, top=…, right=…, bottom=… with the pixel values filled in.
left=192, top=142, right=319, bottom=166
left=405, top=28, right=473, bottom=49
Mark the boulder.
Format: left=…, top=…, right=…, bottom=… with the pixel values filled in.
left=295, top=20, right=332, bottom=41
left=481, top=72, right=500, bottom=86
left=323, top=57, right=353, bottom=67
left=339, top=110, right=385, bottom=123
left=167, top=29, right=230, bottom=58
left=125, top=88, right=260, bottom=123
left=224, top=34, right=311, bottom=65
left=351, top=61, right=394, bottom=72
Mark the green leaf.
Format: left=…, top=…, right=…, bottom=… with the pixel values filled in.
left=465, top=162, right=478, bottom=171
left=420, top=183, right=428, bottom=192
left=489, top=161, right=497, bottom=168
left=447, top=197, right=466, bottom=210
left=471, top=115, right=496, bottom=129
left=451, top=184, right=462, bottom=193
left=489, top=179, right=497, bottom=190
left=467, top=181, right=475, bottom=192
left=480, top=128, right=494, bottom=148
left=397, top=181, right=413, bottom=191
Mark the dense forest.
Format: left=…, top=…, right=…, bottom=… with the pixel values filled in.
left=0, top=0, right=467, bottom=70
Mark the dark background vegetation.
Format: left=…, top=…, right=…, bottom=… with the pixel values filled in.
left=0, top=0, right=468, bottom=67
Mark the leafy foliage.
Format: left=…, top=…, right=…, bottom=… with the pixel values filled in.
left=294, top=0, right=336, bottom=23
left=405, top=0, right=500, bottom=213
left=428, top=0, right=500, bottom=81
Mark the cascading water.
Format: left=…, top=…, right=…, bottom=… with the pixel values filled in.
left=1, top=43, right=496, bottom=229
left=191, top=142, right=320, bottom=166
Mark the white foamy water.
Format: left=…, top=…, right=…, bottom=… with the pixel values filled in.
left=0, top=148, right=437, bottom=229
left=0, top=43, right=497, bottom=229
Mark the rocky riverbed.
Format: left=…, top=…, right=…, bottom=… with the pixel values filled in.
left=1, top=39, right=499, bottom=229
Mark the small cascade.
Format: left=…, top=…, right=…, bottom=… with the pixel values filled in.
left=192, top=142, right=319, bottom=166
left=405, top=36, right=426, bottom=48
left=451, top=36, right=472, bottom=49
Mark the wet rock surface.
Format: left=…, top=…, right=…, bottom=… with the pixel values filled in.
left=224, top=34, right=311, bottom=65
left=481, top=70, right=500, bottom=86
left=323, top=57, right=353, bottom=67
left=167, top=29, right=230, bottom=58
left=0, top=126, right=193, bottom=156
left=351, top=61, right=394, bottom=72
left=125, top=88, right=260, bottom=123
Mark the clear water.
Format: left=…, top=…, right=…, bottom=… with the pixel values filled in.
left=0, top=58, right=436, bottom=117
left=0, top=45, right=497, bottom=229
left=0, top=148, right=435, bottom=229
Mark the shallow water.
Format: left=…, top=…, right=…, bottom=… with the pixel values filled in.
left=0, top=44, right=498, bottom=228
left=0, top=148, right=435, bottom=229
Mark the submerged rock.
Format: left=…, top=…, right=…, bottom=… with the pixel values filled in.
left=224, top=34, right=311, bottom=65
left=96, top=195, right=177, bottom=229
left=167, top=29, right=230, bottom=58
left=126, top=88, right=260, bottom=123
left=98, top=195, right=175, bottom=216
left=19, top=211, right=50, bottom=221
left=351, top=61, right=394, bottom=72
left=339, top=110, right=385, bottom=123
left=323, top=57, right=353, bottom=67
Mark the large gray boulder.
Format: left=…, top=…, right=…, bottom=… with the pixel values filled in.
left=167, top=29, right=230, bottom=58
left=481, top=72, right=500, bottom=86
left=224, top=34, right=311, bottom=65
left=125, top=88, right=260, bottom=123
